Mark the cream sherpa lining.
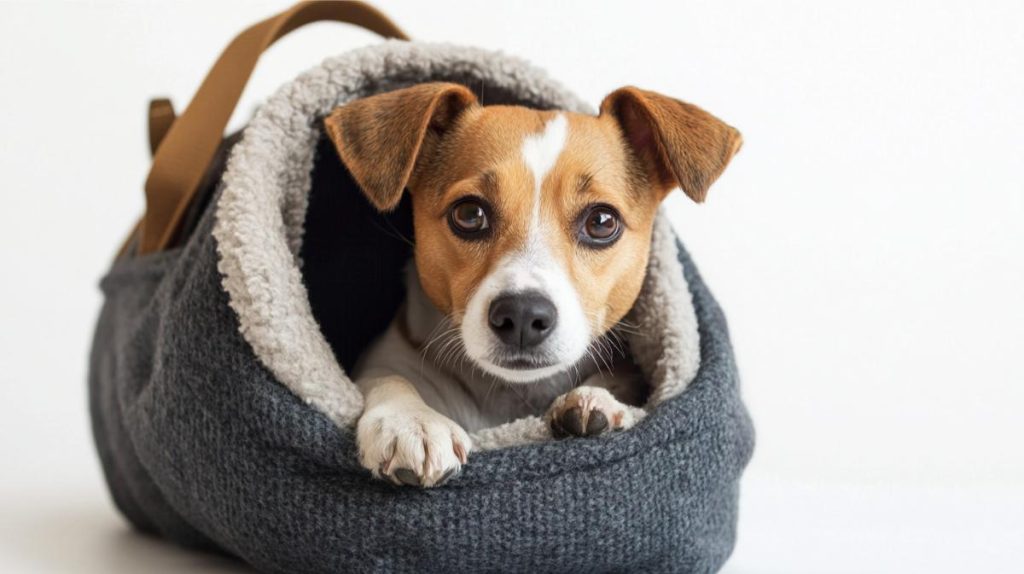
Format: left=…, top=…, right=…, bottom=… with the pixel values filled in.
left=212, top=41, right=700, bottom=451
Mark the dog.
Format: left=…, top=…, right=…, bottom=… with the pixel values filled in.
left=323, top=82, right=741, bottom=487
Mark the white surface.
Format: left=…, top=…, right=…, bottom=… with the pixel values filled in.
left=1, top=0, right=1022, bottom=572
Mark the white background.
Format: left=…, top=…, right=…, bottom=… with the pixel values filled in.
left=1, top=1, right=1022, bottom=572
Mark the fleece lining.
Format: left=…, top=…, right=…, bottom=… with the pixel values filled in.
left=211, top=40, right=700, bottom=449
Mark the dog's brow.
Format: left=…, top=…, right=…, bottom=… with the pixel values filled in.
left=576, top=172, right=595, bottom=195
left=479, top=169, right=499, bottom=198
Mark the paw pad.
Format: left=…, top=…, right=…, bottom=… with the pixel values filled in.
left=551, top=405, right=610, bottom=438
left=547, top=386, right=635, bottom=439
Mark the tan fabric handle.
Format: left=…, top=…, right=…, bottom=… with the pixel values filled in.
left=138, top=1, right=409, bottom=254
left=148, top=98, right=176, bottom=155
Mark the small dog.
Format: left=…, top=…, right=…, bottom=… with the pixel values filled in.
left=323, top=82, right=740, bottom=486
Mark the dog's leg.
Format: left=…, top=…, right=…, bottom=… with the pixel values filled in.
left=357, top=375, right=471, bottom=487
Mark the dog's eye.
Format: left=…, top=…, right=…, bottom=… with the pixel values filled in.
left=448, top=198, right=491, bottom=238
left=579, top=205, right=623, bottom=247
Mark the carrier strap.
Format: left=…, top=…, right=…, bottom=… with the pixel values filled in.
left=147, top=98, right=176, bottom=156
left=137, top=1, right=408, bottom=254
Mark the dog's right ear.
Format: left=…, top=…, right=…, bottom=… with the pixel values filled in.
left=323, top=82, right=478, bottom=212
left=601, top=87, right=742, bottom=203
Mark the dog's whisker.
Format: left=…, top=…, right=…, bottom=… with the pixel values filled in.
left=568, top=359, right=582, bottom=386
left=443, top=336, right=470, bottom=374
left=437, top=337, right=463, bottom=372
left=584, top=345, right=606, bottom=379
left=595, top=343, right=614, bottom=375
left=611, top=322, right=641, bottom=335
left=607, top=340, right=625, bottom=359
left=505, top=378, right=543, bottom=412
left=419, top=319, right=456, bottom=356
left=419, top=323, right=451, bottom=377
left=604, top=329, right=628, bottom=356
left=613, top=316, right=640, bottom=329
left=482, top=373, right=500, bottom=405
left=420, top=325, right=462, bottom=377
left=367, top=216, right=415, bottom=249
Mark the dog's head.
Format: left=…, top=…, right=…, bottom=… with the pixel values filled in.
left=325, top=83, right=740, bottom=382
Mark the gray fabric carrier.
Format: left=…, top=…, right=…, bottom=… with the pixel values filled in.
left=89, top=42, right=754, bottom=573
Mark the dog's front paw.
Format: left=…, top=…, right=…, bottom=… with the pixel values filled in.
left=357, top=404, right=471, bottom=487
left=546, top=386, right=635, bottom=438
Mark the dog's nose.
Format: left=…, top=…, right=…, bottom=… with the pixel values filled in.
left=488, top=291, right=558, bottom=349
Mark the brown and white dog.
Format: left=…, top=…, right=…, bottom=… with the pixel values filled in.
left=323, top=83, right=741, bottom=487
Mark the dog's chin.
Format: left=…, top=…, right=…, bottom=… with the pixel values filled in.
left=472, top=355, right=573, bottom=384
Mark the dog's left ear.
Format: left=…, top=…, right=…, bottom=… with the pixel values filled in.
left=323, top=82, right=478, bottom=211
left=601, top=87, right=742, bottom=203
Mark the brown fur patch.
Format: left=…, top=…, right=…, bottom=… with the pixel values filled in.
left=600, top=86, right=743, bottom=202
left=323, top=83, right=477, bottom=211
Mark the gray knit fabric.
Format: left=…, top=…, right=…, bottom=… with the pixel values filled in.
left=89, top=42, right=754, bottom=573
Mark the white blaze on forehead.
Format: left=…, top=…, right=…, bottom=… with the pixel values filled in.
left=515, top=113, right=568, bottom=280
left=520, top=114, right=568, bottom=229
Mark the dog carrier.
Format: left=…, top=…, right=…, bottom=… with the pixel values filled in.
left=89, top=2, right=754, bottom=572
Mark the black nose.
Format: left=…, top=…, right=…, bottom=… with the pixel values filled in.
left=488, top=291, right=558, bottom=349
